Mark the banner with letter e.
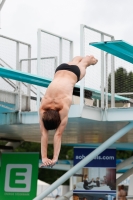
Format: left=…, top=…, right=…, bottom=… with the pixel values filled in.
left=73, top=147, right=116, bottom=200
left=0, top=152, right=39, bottom=200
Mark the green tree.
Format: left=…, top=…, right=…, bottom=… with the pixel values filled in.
left=108, top=67, right=133, bottom=98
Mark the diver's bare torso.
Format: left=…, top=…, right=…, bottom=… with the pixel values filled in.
left=41, top=55, right=98, bottom=111
left=41, top=68, right=78, bottom=111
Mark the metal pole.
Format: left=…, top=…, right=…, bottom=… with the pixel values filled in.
left=111, top=36, right=115, bottom=108
left=59, top=38, right=62, bottom=65
left=27, top=45, right=31, bottom=111
left=101, top=33, right=104, bottom=109
left=16, top=42, right=19, bottom=110
left=97, top=99, right=99, bottom=107
left=0, top=34, right=31, bottom=46
left=105, top=53, right=108, bottom=108
left=117, top=156, right=133, bottom=171
left=40, top=29, right=73, bottom=42
left=70, top=41, right=73, bottom=61
left=83, top=25, right=114, bottom=38
left=116, top=167, right=133, bottom=185
left=16, top=42, right=20, bottom=70
left=18, top=61, right=22, bottom=114
left=54, top=57, right=58, bottom=71
left=33, top=122, right=133, bottom=200
left=80, top=24, right=85, bottom=113
left=37, top=29, right=41, bottom=112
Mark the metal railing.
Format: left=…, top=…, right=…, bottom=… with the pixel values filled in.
left=80, top=24, right=115, bottom=110
left=37, top=28, right=73, bottom=110
left=0, top=34, right=31, bottom=110
left=19, top=57, right=57, bottom=112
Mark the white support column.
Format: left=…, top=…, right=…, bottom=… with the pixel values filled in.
left=54, top=56, right=58, bottom=71
left=18, top=61, right=22, bottom=114
left=59, top=38, right=63, bottom=65
left=80, top=24, right=85, bottom=113
left=37, top=29, right=41, bottom=112
left=111, top=36, right=115, bottom=108
left=101, top=33, right=104, bottom=108
left=105, top=53, right=108, bottom=108
left=27, top=45, right=31, bottom=111
left=70, top=41, right=73, bottom=61
left=16, top=42, right=20, bottom=110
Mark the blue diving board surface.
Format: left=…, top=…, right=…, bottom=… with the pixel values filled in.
left=0, top=66, right=51, bottom=87
left=0, top=66, right=129, bottom=102
left=90, top=40, right=133, bottom=64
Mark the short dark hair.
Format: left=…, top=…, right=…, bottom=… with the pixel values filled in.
left=120, top=185, right=125, bottom=190
left=42, top=109, right=61, bottom=130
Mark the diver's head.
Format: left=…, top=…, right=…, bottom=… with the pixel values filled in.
left=42, top=109, right=61, bottom=130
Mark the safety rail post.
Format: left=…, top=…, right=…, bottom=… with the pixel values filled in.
left=59, top=38, right=63, bottom=65
left=80, top=24, right=85, bottom=113
left=54, top=56, right=58, bottom=71
left=37, top=29, right=41, bottom=112
left=19, top=61, right=22, bottom=116
left=27, top=45, right=31, bottom=111
left=33, top=122, right=133, bottom=200
left=105, top=53, right=108, bottom=108
left=16, top=42, right=20, bottom=111
left=101, top=33, right=104, bottom=109
left=70, top=41, right=73, bottom=61
left=111, top=36, right=115, bottom=108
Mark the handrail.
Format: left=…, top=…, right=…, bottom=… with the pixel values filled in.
left=0, top=35, right=31, bottom=46
left=39, top=29, right=73, bottom=42
left=0, top=58, right=13, bottom=69
left=82, top=24, right=114, bottom=37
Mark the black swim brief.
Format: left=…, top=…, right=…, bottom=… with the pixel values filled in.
left=55, top=63, right=80, bottom=82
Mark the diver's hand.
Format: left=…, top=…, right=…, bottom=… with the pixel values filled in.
left=40, top=157, right=52, bottom=167
left=51, top=158, right=58, bottom=167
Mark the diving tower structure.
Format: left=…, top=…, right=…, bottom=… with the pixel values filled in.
left=33, top=37, right=133, bottom=199
left=1, top=27, right=133, bottom=199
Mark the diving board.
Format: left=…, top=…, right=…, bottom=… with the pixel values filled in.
left=90, top=40, right=133, bottom=63
left=0, top=66, right=130, bottom=102
left=0, top=66, right=51, bottom=87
